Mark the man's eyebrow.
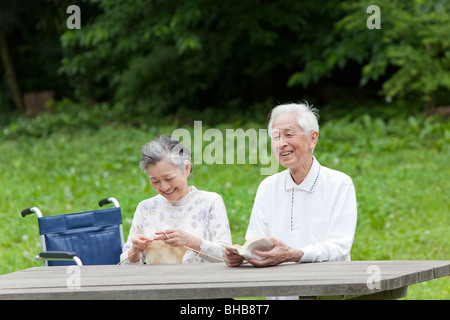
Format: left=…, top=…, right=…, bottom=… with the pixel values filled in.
left=274, top=126, right=295, bottom=132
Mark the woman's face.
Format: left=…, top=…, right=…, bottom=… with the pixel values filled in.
left=146, top=159, right=191, bottom=202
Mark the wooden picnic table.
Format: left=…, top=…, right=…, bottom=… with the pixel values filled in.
left=0, top=260, right=448, bottom=300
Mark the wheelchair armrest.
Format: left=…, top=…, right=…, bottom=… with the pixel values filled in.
left=38, top=251, right=83, bottom=266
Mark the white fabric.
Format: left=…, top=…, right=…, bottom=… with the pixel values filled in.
left=121, top=186, right=231, bottom=264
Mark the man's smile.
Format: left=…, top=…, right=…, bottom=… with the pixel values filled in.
left=280, top=151, right=294, bottom=157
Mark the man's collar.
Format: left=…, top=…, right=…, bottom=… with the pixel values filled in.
left=284, top=157, right=321, bottom=192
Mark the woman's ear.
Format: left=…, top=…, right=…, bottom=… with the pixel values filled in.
left=185, top=160, right=192, bottom=177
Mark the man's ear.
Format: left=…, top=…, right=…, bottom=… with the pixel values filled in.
left=309, top=131, right=319, bottom=150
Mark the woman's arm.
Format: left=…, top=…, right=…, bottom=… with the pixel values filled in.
left=120, top=202, right=146, bottom=264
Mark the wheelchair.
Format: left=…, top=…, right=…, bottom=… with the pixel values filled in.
left=21, top=197, right=124, bottom=266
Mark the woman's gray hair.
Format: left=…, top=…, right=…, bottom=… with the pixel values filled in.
left=139, top=135, right=192, bottom=172
left=268, top=102, right=319, bottom=137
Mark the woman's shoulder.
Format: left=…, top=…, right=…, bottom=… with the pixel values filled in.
left=136, top=194, right=163, bottom=211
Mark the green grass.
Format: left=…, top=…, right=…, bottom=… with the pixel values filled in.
left=0, top=114, right=448, bottom=299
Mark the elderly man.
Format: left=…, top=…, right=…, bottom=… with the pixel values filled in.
left=224, top=102, right=357, bottom=268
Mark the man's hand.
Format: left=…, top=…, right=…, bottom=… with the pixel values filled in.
left=247, top=237, right=303, bottom=267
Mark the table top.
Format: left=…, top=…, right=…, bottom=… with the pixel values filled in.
left=0, top=260, right=448, bottom=300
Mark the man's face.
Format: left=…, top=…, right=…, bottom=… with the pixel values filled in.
left=271, top=112, right=318, bottom=169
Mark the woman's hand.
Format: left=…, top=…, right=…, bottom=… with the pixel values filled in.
left=129, top=234, right=152, bottom=263
left=154, top=228, right=202, bottom=252
left=223, top=248, right=245, bottom=267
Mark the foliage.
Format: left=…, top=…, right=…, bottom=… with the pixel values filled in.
left=58, top=0, right=343, bottom=117
left=0, top=114, right=448, bottom=299
left=289, top=0, right=450, bottom=110
left=3, top=0, right=449, bottom=122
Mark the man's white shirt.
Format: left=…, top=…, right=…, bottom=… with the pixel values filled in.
left=246, top=157, right=357, bottom=263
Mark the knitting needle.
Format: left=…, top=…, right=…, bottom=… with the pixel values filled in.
left=182, top=246, right=225, bottom=262
left=117, top=251, right=138, bottom=265
left=163, top=231, right=224, bottom=262
left=117, top=245, right=224, bottom=265
left=161, top=230, right=224, bottom=261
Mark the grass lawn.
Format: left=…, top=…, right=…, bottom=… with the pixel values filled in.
left=0, top=114, right=448, bottom=299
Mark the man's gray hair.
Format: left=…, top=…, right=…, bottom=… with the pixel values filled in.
left=139, top=135, right=192, bottom=172
left=268, top=102, right=319, bottom=138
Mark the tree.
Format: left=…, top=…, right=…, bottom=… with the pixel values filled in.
left=0, top=0, right=78, bottom=115
left=0, top=0, right=101, bottom=116
left=0, top=31, right=24, bottom=113
left=288, top=0, right=450, bottom=112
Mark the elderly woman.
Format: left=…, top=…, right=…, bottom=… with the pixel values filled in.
left=120, top=135, right=232, bottom=264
